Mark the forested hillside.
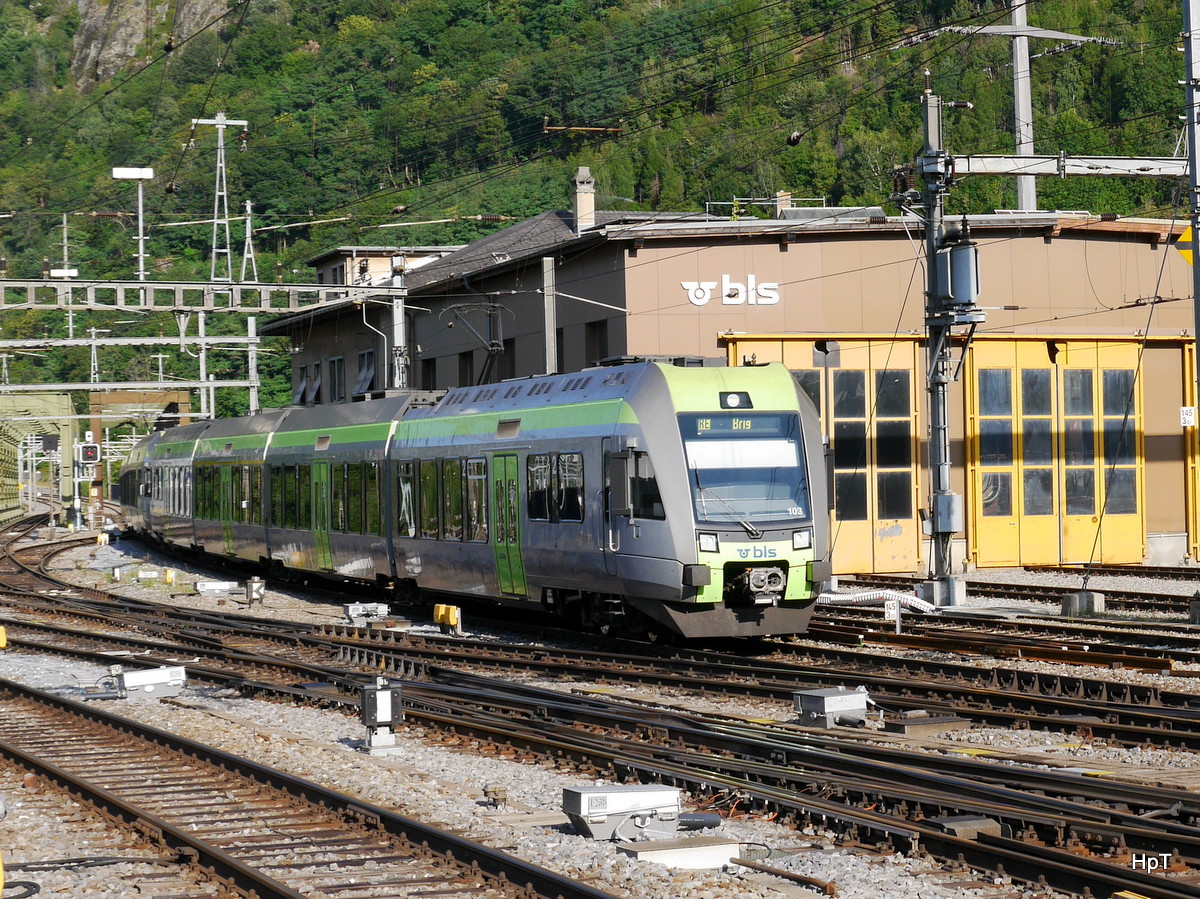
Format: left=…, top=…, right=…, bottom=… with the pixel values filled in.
left=0, top=0, right=1187, bottom=408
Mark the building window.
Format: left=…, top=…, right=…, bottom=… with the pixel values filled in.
left=307, top=362, right=322, bottom=404
left=585, top=320, right=609, bottom=366
left=328, top=357, right=346, bottom=403
left=459, top=350, right=474, bottom=387
left=354, top=349, right=377, bottom=395
left=502, top=338, right=516, bottom=380
left=422, top=358, right=437, bottom=390
left=293, top=365, right=307, bottom=405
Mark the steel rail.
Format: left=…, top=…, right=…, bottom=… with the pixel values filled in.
left=9, top=602, right=1200, bottom=898
left=0, top=678, right=618, bottom=899
left=398, top=678, right=1200, bottom=899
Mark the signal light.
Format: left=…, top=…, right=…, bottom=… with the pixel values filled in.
left=79, top=443, right=101, bottom=463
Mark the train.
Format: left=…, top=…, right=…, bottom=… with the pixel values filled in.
left=119, top=359, right=832, bottom=639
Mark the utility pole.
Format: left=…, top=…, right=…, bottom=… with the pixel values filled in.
left=910, top=77, right=985, bottom=605
left=543, top=256, right=557, bottom=375
left=240, top=201, right=259, bottom=283
left=900, top=12, right=1113, bottom=211
left=1010, top=0, right=1035, bottom=210
left=190, top=113, right=249, bottom=284
left=391, top=256, right=409, bottom=389
left=1186, top=0, right=1200, bottom=407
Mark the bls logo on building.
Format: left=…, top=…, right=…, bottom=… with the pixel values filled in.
left=681, top=274, right=780, bottom=307
left=737, top=547, right=778, bottom=560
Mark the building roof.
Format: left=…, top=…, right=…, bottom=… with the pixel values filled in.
left=401, top=209, right=717, bottom=292
left=263, top=206, right=1186, bottom=336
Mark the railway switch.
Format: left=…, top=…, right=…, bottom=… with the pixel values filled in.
left=361, top=677, right=403, bottom=755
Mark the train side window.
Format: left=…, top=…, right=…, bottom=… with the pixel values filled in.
left=250, top=466, right=262, bottom=524
left=347, top=463, right=364, bottom=533
left=270, top=465, right=285, bottom=526
left=396, top=461, right=416, bottom=538
left=419, top=459, right=440, bottom=539
left=298, top=465, right=312, bottom=529
left=332, top=464, right=348, bottom=532
left=442, top=459, right=463, bottom=540
left=527, top=454, right=552, bottom=520
left=365, top=462, right=381, bottom=535
left=466, top=458, right=488, bottom=542
left=632, top=452, right=665, bottom=520
left=232, top=466, right=244, bottom=523
left=557, top=452, right=584, bottom=522
left=283, top=465, right=297, bottom=528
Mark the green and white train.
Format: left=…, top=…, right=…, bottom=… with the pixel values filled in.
left=119, top=360, right=831, bottom=639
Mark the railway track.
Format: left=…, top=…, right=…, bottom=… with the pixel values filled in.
left=14, top=528, right=1200, bottom=895
left=846, top=572, right=1198, bottom=614
left=0, top=677, right=617, bottom=899
left=805, top=608, right=1200, bottom=669
left=9, top=592, right=1200, bottom=749
left=1027, top=562, right=1200, bottom=582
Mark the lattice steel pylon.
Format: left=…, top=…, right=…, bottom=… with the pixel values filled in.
left=240, top=200, right=259, bottom=283
left=191, top=112, right=249, bottom=283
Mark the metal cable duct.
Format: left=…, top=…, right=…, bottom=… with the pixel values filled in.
left=816, top=590, right=937, bottom=614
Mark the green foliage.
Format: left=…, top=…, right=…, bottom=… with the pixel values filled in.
left=0, top=0, right=1188, bottom=414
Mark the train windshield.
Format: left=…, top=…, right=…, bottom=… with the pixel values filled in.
left=679, top=412, right=811, bottom=529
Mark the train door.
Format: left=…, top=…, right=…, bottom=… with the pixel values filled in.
left=600, top=438, right=620, bottom=576
left=312, top=461, right=333, bottom=570
left=490, top=453, right=527, bottom=596
left=219, top=465, right=234, bottom=554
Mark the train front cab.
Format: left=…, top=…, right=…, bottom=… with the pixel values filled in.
left=607, top=363, right=831, bottom=639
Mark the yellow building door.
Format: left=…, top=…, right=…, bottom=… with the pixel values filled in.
left=792, top=342, right=920, bottom=574
left=969, top=341, right=1143, bottom=566
left=1059, top=343, right=1143, bottom=564
left=969, top=343, right=1060, bottom=566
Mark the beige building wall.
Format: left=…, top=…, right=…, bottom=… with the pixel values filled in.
left=624, top=222, right=1192, bottom=360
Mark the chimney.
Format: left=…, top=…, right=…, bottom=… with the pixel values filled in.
left=573, top=166, right=596, bottom=234
left=774, top=190, right=793, bottom=218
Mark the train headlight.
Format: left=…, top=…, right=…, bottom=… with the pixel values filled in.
left=792, top=528, right=813, bottom=550
left=698, top=532, right=720, bottom=553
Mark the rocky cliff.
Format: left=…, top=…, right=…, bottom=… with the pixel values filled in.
left=71, top=0, right=225, bottom=90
